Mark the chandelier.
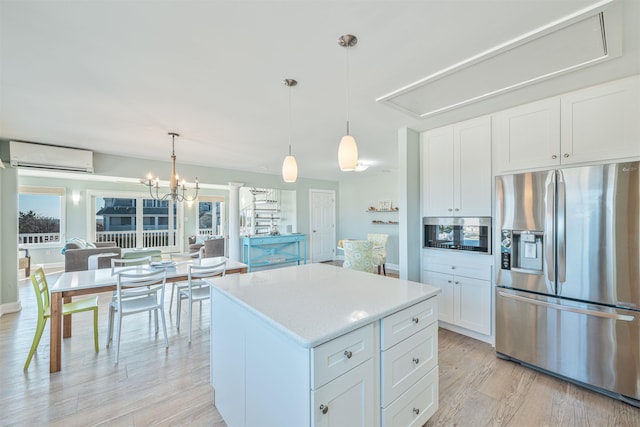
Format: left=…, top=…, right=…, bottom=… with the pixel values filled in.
left=142, top=132, right=200, bottom=202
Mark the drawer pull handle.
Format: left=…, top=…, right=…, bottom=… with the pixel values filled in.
left=412, top=317, right=419, bottom=324
left=412, top=357, right=420, bottom=364
left=344, top=350, right=353, bottom=359
left=413, top=408, right=420, bottom=415
left=320, top=404, right=328, bottom=414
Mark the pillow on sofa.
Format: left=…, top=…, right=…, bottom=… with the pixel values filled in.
left=61, top=238, right=96, bottom=254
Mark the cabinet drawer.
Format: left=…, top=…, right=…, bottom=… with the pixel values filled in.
left=423, top=260, right=491, bottom=281
left=382, top=367, right=439, bottom=427
left=312, top=324, right=374, bottom=389
left=381, top=298, right=437, bottom=351
left=381, top=322, right=438, bottom=407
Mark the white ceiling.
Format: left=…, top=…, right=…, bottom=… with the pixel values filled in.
left=1, top=0, right=638, bottom=182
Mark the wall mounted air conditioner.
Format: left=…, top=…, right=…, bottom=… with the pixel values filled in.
left=10, top=141, right=94, bottom=173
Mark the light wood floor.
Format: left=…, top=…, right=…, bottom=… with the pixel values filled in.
left=1, top=266, right=638, bottom=426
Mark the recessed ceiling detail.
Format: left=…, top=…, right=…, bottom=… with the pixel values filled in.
left=377, top=0, right=622, bottom=118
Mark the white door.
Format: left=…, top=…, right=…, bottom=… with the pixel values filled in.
left=310, top=189, right=335, bottom=263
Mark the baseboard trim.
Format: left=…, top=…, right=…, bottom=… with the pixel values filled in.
left=0, top=300, right=22, bottom=317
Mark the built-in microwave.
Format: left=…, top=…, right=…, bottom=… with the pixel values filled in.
left=423, top=217, right=492, bottom=254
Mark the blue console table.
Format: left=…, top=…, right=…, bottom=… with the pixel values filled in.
left=242, top=234, right=306, bottom=272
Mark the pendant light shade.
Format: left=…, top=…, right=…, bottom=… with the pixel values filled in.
left=282, top=145, right=298, bottom=183
left=282, top=79, right=299, bottom=183
left=338, top=135, right=358, bottom=171
left=338, top=34, right=359, bottom=172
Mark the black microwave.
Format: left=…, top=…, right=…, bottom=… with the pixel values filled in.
left=423, top=217, right=491, bottom=254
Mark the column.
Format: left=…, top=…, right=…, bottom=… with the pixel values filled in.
left=228, top=182, right=244, bottom=261
left=397, top=128, right=421, bottom=281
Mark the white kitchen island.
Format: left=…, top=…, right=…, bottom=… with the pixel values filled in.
left=209, top=263, right=441, bottom=427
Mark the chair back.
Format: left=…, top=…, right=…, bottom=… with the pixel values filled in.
left=188, top=260, right=226, bottom=285
left=115, top=268, right=167, bottom=304
left=367, top=233, right=389, bottom=255
left=170, top=251, right=200, bottom=261
left=342, top=240, right=374, bottom=273
left=30, top=268, right=50, bottom=318
left=111, top=256, right=152, bottom=274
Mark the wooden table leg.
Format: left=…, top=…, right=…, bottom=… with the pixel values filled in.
left=50, top=292, right=63, bottom=373
left=63, top=295, right=72, bottom=338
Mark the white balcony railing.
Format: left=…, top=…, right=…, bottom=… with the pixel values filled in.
left=96, top=230, right=177, bottom=249
left=18, top=233, right=61, bottom=245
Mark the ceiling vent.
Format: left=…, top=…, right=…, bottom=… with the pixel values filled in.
left=10, top=141, right=94, bottom=173
left=377, top=0, right=622, bottom=118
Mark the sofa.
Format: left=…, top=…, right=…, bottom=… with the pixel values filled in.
left=200, top=237, right=225, bottom=258
left=64, top=242, right=121, bottom=272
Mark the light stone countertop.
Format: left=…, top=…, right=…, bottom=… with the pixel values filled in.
left=208, top=263, right=441, bottom=348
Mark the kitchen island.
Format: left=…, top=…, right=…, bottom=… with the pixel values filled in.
left=209, top=263, right=441, bottom=427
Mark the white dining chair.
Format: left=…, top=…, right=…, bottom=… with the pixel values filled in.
left=168, top=251, right=200, bottom=313
left=177, top=260, right=226, bottom=343
left=107, top=267, right=168, bottom=364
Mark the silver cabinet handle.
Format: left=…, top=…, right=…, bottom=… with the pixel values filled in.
left=451, top=266, right=456, bottom=270
left=344, top=350, right=353, bottom=359
left=413, top=408, right=420, bottom=415
left=455, top=281, right=459, bottom=284
left=448, top=208, right=453, bottom=212
left=412, top=317, right=419, bottom=324
left=412, top=357, right=420, bottom=364
left=320, top=404, right=328, bottom=414
left=552, top=155, right=557, bottom=159
left=564, top=153, right=569, bottom=158
left=454, top=208, right=459, bottom=212
left=447, top=280, right=452, bottom=283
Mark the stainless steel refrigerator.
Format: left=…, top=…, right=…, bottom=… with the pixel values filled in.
left=495, top=161, right=640, bottom=406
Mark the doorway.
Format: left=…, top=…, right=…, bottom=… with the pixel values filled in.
left=309, top=189, right=335, bottom=262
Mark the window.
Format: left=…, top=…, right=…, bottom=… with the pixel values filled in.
left=18, top=186, right=65, bottom=247
left=198, top=196, right=224, bottom=236
left=93, top=193, right=179, bottom=250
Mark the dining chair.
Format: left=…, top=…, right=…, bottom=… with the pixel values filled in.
left=107, top=268, right=168, bottom=364
left=177, top=260, right=226, bottom=343
left=24, top=267, right=99, bottom=370
left=110, top=255, right=152, bottom=274
left=169, top=251, right=200, bottom=313
left=367, top=233, right=389, bottom=275
left=342, top=240, right=374, bottom=273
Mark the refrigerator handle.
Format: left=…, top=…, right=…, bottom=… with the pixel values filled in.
left=544, top=172, right=556, bottom=284
left=557, top=171, right=566, bottom=284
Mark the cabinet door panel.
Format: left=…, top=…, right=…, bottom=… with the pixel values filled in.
left=455, top=277, right=491, bottom=335
left=494, top=98, right=561, bottom=173
left=423, top=271, right=454, bottom=324
left=561, top=76, right=640, bottom=164
left=423, top=126, right=454, bottom=216
left=382, top=368, right=439, bottom=427
left=455, top=116, right=492, bottom=216
left=312, top=359, right=374, bottom=427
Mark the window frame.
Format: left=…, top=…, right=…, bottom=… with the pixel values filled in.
left=18, top=186, right=66, bottom=249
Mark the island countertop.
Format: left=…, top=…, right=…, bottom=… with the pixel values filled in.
left=209, top=263, right=440, bottom=348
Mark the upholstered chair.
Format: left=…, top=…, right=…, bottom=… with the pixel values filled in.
left=342, top=240, right=374, bottom=273
left=368, top=233, right=389, bottom=275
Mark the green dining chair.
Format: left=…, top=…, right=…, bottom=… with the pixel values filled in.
left=24, top=267, right=99, bottom=370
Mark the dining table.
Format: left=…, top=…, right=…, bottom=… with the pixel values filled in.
left=49, top=256, right=248, bottom=373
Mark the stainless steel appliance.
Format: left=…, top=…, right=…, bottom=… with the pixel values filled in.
left=495, top=161, right=640, bottom=406
left=423, top=217, right=491, bottom=254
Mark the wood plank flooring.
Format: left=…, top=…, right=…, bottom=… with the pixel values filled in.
left=1, top=265, right=638, bottom=426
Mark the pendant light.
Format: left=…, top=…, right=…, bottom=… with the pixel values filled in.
left=282, top=78, right=298, bottom=183
left=338, top=34, right=358, bottom=171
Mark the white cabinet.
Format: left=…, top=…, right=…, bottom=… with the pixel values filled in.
left=312, top=359, right=374, bottom=427
left=494, top=75, right=640, bottom=173
left=380, top=298, right=439, bottom=427
left=494, top=98, right=561, bottom=172
left=561, top=75, right=640, bottom=164
left=422, top=115, right=492, bottom=217
left=422, top=250, right=492, bottom=337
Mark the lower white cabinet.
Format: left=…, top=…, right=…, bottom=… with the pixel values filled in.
left=312, top=359, right=375, bottom=427
left=422, top=250, right=492, bottom=338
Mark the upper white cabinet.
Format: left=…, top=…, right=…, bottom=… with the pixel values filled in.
left=561, top=75, right=640, bottom=165
left=494, top=75, right=640, bottom=173
left=494, top=98, right=561, bottom=172
left=422, top=115, right=492, bottom=217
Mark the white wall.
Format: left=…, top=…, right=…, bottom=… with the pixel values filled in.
left=337, top=171, right=400, bottom=269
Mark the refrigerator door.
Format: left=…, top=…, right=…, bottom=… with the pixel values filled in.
left=496, top=288, right=640, bottom=403
left=496, top=170, right=555, bottom=294
left=559, top=162, right=640, bottom=308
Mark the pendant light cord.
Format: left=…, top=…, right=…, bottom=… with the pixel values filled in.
left=345, top=42, right=350, bottom=135
left=288, top=83, right=292, bottom=149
